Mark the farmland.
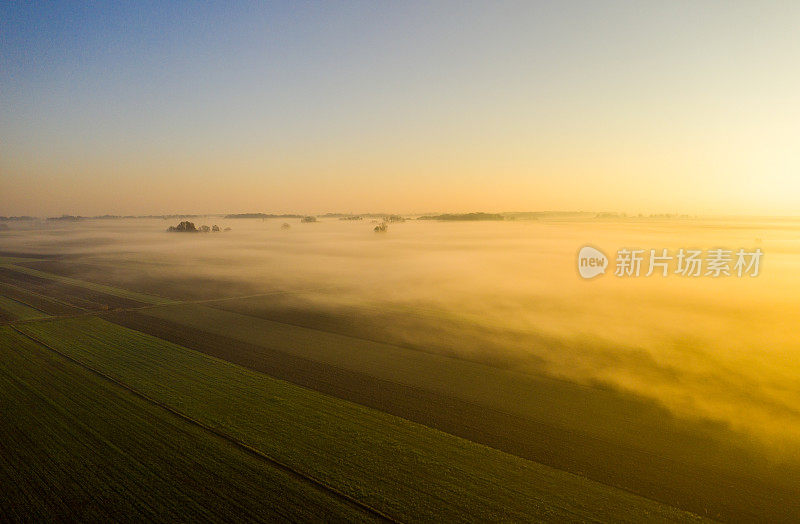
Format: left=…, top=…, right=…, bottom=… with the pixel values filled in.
left=7, top=1, right=800, bottom=521
left=0, top=326, right=376, bottom=522
left=2, top=215, right=800, bottom=522
left=0, top=272, right=704, bottom=522
left=0, top=294, right=45, bottom=321
left=106, top=305, right=800, bottom=521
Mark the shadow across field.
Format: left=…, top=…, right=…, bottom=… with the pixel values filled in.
left=0, top=267, right=146, bottom=311
left=16, top=317, right=702, bottom=523
left=106, top=308, right=800, bottom=522
left=11, top=251, right=800, bottom=521
left=18, top=259, right=260, bottom=301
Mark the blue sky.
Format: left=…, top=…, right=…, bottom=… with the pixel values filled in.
left=2, top=2, right=800, bottom=216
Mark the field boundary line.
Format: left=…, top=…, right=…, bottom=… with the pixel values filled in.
left=10, top=325, right=400, bottom=524
left=2, top=291, right=619, bottom=397
left=103, top=309, right=721, bottom=500
left=0, top=283, right=57, bottom=312
left=2, top=264, right=175, bottom=305
left=0, top=280, right=89, bottom=312
left=0, top=294, right=50, bottom=321
left=0, top=288, right=337, bottom=327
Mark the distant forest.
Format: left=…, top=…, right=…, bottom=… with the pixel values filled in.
left=41, top=215, right=206, bottom=221
left=224, top=213, right=303, bottom=219
left=418, top=213, right=504, bottom=221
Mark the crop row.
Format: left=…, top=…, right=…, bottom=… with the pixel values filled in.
left=17, top=317, right=700, bottom=522
left=0, top=326, right=376, bottom=522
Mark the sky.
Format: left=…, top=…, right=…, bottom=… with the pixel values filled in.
left=2, top=1, right=799, bottom=217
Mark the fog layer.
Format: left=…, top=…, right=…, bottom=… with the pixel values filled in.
left=3, top=216, right=799, bottom=461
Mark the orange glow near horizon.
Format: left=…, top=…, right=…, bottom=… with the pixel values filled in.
left=2, top=2, right=800, bottom=217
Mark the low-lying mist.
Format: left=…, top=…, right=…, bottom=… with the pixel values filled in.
left=3, top=215, right=800, bottom=462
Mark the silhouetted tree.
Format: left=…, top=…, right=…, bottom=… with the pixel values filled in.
left=167, top=221, right=197, bottom=232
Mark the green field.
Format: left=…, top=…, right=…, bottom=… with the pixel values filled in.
left=0, top=263, right=173, bottom=305
left=0, top=327, right=375, bottom=522
left=0, top=294, right=47, bottom=321
left=0, top=281, right=83, bottom=316
left=0, top=262, right=800, bottom=521
left=115, top=301, right=800, bottom=522
left=135, top=302, right=762, bottom=466
left=7, top=317, right=701, bottom=522
left=2, top=261, right=798, bottom=521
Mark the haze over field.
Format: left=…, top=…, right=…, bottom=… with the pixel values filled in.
left=3, top=216, right=799, bottom=463
left=3, top=2, right=800, bottom=520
